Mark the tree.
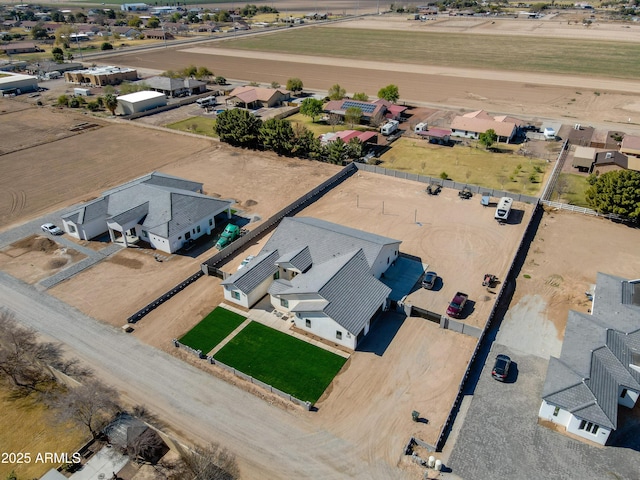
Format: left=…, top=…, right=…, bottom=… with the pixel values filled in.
left=286, top=77, right=303, bottom=94
left=352, top=92, right=368, bottom=101
left=196, top=66, right=213, bottom=81
left=54, top=25, right=74, bottom=48
left=182, top=65, right=198, bottom=78
left=31, top=23, right=49, bottom=40
left=51, top=47, right=65, bottom=63
left=344, top=106, right=362, bottom=128
left=585, top=170, right=640, bottom=221
left=478, top=129, right=498, bottom=149
left=0, top=310, right=60, bottom=393
left=327, top=113, right=341, bottom=132
left=259, top=118, right=294, bottom=155
left=300, top=97, right=323, bottom=123
left=168, top=443, right=239, bottom=480
left=377, top=84, right=400, bottom=103
left=103, top=93, right=118, bottom=115
left=270, top=81, right=280, bottom=89
left=52, top=379, right=119, bottom=439
left=215, top=109, right=262, bottom=148
left=214, top=76, right=227, bottom=85
left=100, top=42, right=113, bottom=50
left=292, top=124, right=321, bottom=159
left=347, top=138, right=364, bottom=160
left=326, top=138, right=348, bottom=164
left=147, top=17, right=160, bottom=28
left=128, top=16, right=142, bottom=27
left=328, top=83, right=346, bottom=101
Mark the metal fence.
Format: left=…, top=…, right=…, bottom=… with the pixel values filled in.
left=353, top=163, right=539, bottom=204
left=172, top=340, right=312, bottom=410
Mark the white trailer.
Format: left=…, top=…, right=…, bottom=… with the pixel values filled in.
left=495, top=197, right=513, bottom=222
left=414, top=122, right=428, bottom=133
left=196, top=95, right=216, bottom=107
left=381, top=120, right=399, bottom=136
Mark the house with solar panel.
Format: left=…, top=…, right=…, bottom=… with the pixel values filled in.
left=538, top=273, right=640, bottom=445
left=220, top=217, right=401, bottom=349
left=322, top=98, right=407, bottom=125
left=61, top=172, right=233, bottom=254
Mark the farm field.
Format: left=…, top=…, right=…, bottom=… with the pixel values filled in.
left=0, top=381, right=88, bottom=480
left=179, top=306, right=246, bottom=353
left=213, top=321, right=348, bottom=403
left=379, top=138, right=550, bottom=195
left=216, top=26, right=640, bottom=79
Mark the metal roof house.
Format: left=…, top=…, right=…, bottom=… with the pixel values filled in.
left=221, top=217, right=400, bottom=349
left=539, top=273, right=640, bottom=445
left=61, top=172, right=233, bottom=254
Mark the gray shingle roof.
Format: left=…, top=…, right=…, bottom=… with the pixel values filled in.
left=264, top=217, right=400, bottom=268
left=62, top=173, right=229, bottom=238
left=542, top=273, right=640, bottom=430
left=275, top=245, right=312, bottom=273
left=221, top=250, right=279, bottom=294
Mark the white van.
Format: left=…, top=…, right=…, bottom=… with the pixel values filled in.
left=196, top=95, right=216, bottom=108
left=495, top=197, right=513, bottom=222
left=381, top=120, right=399, bottom=136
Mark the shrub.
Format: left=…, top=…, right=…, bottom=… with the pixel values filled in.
left=57, top=94, right=69, bottom=106
left=100, top=42, right=113, bottom=50
left=439, top=171, right=449, bottom=180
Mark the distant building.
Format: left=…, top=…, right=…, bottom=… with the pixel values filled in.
left=121, top=3, right=148, bottom=11
left=0, top=71, right=38, bottom=94
left=0, top=41, right=41, bottom=54
left=137, top=76, right=206, bottom=97
left=227, top=86, right=290, bottom=109
left=322, top=98, right=407, bottom=125
left=115, top=90, right=166, bottom=115
left=450, top=110, right=519, bottom=143
left=64, top=66, right=138, bottom=86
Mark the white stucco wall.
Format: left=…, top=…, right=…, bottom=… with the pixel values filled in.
left=224, top=275, right=273, bottom=309
left=370, top=243, right=400, bottom=279
left=293, top=312, right=356, bottom=350
left=223, top=286, right=250, bottom=309
left=566, top=415, right=610, bottom=445
left=538, top=400, right=571, bottom=427
left=619, top=387, right=639, bottom=409
left=63, top=217, right=107, bottom=241
left=451, top=129, right=478, bottom=139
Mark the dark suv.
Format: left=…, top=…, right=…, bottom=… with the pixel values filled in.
left=491, top=354, right=511, bottom=382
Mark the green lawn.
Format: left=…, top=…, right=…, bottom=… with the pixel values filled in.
left=286, top=112, right=371, bottom=136
left=179, top=307, right=246, bottom=353
left=553, top=173, right=590, bottom=207
left=213, top=322, right=347, bottom=403
left=380, top=138, right=548, bottom=195
left=166, top=116, right=218, bottom=137
left=219, top=27, right=640, bottom=80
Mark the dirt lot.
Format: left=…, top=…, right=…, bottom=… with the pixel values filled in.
left=0, top=235, right=85, bottom=284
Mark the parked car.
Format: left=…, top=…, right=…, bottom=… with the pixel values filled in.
left=446, top=291, right=468, bottom=318
left=237, top=255, right=255, bottom=271
left=491, top=354, right=512, bottom=382
left=41, top=223, right=63, bottom=235
left=422, top=271, right=438, bottom=290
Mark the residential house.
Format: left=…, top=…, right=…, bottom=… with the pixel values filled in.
left=226, top=86, right=290, bottom=109
left=111, top=26, right=141, bottom=38
left=620, top=135, right=640, bottom=170
left=450, top=110, right=518, bottom=143
left=61, top=172, right=233, bottom=254
left=143, top=29, right=175, bottom=40
left=220, top=217, right=400, bottom=349
left=121, top=3, right=149, bottom=11
left=571, top=146, right=597, bottom=173
left=592, top=151, right=629, bottom=174
left=539, top=273, right=640, bottom=446
left=0, top=42, right=41, bottom=54
left=137, top=76, right=206, bottom=97
left=319, top=130, right=378, bottom=146
left=323, top=98, right=407, bottom=125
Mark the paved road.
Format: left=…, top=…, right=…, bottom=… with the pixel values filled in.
left=0, top=272, right=406, bottom=479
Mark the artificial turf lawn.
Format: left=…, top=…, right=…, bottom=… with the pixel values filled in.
left=213, top=321, right=347, bottom=403
left=179, top=307, right=246, bottom=353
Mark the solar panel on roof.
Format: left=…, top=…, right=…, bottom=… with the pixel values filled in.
left=342, top=100, right=376, bottom=114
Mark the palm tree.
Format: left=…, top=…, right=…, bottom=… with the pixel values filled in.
left=103, top=93, right=118, bottom=115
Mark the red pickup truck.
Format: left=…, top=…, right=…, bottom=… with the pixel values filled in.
left=446, top=292, right=468, bottom=318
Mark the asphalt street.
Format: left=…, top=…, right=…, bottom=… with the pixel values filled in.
left=0, top=271, right=407, bottom=479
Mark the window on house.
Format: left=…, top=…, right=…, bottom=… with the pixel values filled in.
left=578, top=420, right=599, bottom=434
left=68, top=224, right=77, bottom=233
left=209, top=219, right=213, bottom=226
left=280, top=298, right=289, bottom=308
left=305, top=319, right=311, bottom=328
left=273, top=271, right=280, bottom=280
left=141, top=230, right=148, bottom=238
left=387, top=257, right=389, bottom=264
left=231, top=291, right=240, bottom=300
left=197, top=226, right=201, bottom=233
left=185, top=232, right=191, bottom=240
left=553, top=406, right=560, bottom=417
left=621, top=388, right=628, bottom=399
left=192, top=228, right=196, bottom=234
left=336, top=331, right=342, bottom=340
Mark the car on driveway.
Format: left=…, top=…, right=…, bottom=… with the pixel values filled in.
left=422, top=271, right=438, bottom=289
left=41, top=223, right=63, bottom=235
left=491, top=354, right=511, bottom=382
left=446, top=291, right=468, bottom=317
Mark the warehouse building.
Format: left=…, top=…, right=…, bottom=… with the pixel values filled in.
left=0, top=72, right=39, bottom=95
left=115, top=90, right=167, bottom=115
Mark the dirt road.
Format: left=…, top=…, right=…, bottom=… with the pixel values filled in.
left=0, top=271, right=407, bottom=480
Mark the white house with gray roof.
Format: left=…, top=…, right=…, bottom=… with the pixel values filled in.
left=221, top=217, right=400, bottom=349
left=539, top=273, right=640, bottom=445
left=61, top=172, right=233, bottom=254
